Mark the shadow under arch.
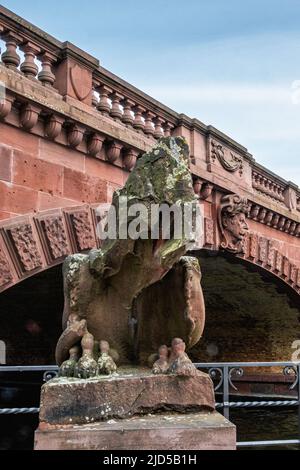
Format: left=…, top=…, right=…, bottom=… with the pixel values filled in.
left=190, top=249, right=300, bottom=364
left=0, top=264, right=64, bottom=365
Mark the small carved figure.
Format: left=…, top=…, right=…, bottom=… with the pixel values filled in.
left=167, top=338, right=198, bottom=376
left=98, top=340, right=117, bottom=375
left=218, top=194, right=250, bottom=254
left=74, top=333, right=98, bottom=379
left=152, top=345, right=169, bottom=374
left=59, top=345, right=80, bottom=378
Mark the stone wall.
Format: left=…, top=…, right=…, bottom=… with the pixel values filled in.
left=0, top=121, right=126, bottom=220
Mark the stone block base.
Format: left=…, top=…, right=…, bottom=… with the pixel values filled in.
left=39, top=368, right=215, bottom=425
left=35, top=411, right=236, bottom=450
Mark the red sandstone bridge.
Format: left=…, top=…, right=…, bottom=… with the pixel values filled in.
left=0, top=6, right=299, bottom=367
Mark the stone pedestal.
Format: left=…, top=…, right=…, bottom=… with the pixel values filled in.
left=35, top=411, right=236, bottom=450
left=35, top=368, right=236, bottom=450
left=38, top=368, right=215, bottom=425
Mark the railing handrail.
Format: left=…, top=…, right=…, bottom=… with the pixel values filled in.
left=195, top=361, right=300, bottom=367
left=0, top=365, right=58, bottom=372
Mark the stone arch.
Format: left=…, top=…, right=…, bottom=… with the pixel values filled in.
left=200, top=234, right=300, bottom=297
left=236, top=232, right=300, bottom=296
left=0, top=205, right=101, bottom=294
left=1, top=207, right=299, bottom=297
left=202, top=206, right=300, bottom=297
left=191, top=250, right=300, bottom=364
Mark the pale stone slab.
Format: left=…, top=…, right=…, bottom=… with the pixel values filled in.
left=35, top=411, right=236, bottom=450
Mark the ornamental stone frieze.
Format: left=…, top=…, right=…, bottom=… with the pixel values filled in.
left=0, top=206, right=100, bottom=293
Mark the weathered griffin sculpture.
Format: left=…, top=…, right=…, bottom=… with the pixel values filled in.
left=55, top=137, right=206, bottom=374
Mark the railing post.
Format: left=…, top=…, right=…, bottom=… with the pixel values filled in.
left=223, top=365, right=230, bottom=420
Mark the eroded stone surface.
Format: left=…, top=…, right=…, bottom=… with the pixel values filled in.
left=56, top=137, right=206, bottom=367
left=39, top=369, right=215, bottom=425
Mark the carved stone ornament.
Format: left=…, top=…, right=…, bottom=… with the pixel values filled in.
left=71, top=211, right=95, bottom=251
left=70, top=64, right=91, bottom=102
left=211, top=140, right=243, bottom=175
left=42, top=216, right=69, bottom=260
left=20, top=103, right=40, bottom=131
left=10, top=224, right=42, bottom=272
left=45, top=114, right=64, bottom=140
left=218, top=194, right=250, bottom=254
left=0, top=250, right=12, bottom=287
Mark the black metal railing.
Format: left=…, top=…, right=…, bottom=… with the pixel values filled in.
left=195, top=361, right=300, bottom=448
left=0, top=362, right=299, bottom=448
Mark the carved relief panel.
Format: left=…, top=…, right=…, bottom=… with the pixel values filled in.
left=210, top=140, right=243, bottom=175
left=1, top=221, right=43, bottom=276
left=64, top=206, right=97, bottom=252
left=34, top=211, right=71, bottom=264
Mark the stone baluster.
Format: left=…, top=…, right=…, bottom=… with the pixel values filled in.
left=110, top=92, right=124, bottom=121
left=264, top=178, right=269, bottom=195
left=289, top=222, right=297, bottom=235
left=284, top=219, right=291, bottom=233
left=92, top=81, right=99, bottom=108
left=143, top=111, right=155, bottom=136
left=1, top=32, right=22, bottom=69
left=279, top=188, right=285, bottom=203
left=271, top=214, right=280, bottom=229
left=163, top=122, right=174, bottom=137
left=277, top=216, right=286, bottom=231
left=265, top=211, right=274, bottom=226
left=121, top=98, right=135, bottom=127
left=37, top=52, right=56, bottom=87
left=153, top=117, right=164, bottom=139
left=250, top=205, right=260, bottom=220
left=295, top=224, right=300, bottom=237
left=276, top=186, right=283, bottom=202
left=20, top=42, right=40, bottom=79
left=258, top=208, right=267, bottom=223
left=97, top=85, right=112, bottom=116
left=133, top=105, right=145, bottom=132
left=252, top=172, right=258, bottom=189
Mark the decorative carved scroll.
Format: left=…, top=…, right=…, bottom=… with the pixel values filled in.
left=211, top=141, right=243, bottom=175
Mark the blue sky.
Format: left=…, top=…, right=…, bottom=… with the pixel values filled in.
left=2, top=0, right=300, bottom=184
